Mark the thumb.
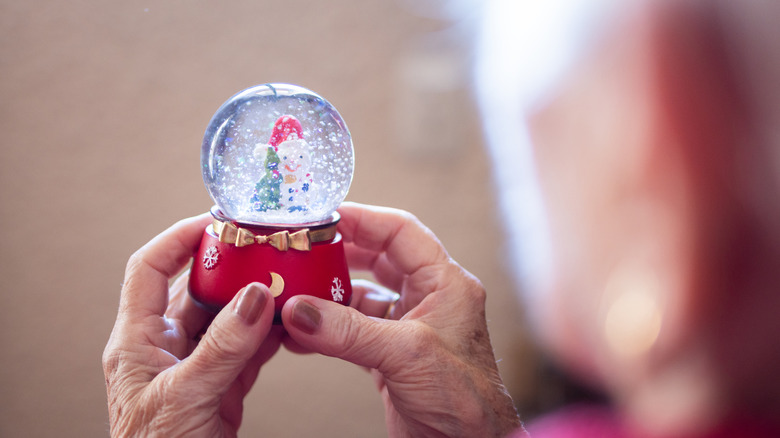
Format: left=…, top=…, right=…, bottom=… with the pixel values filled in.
left=176, top=283, right=275, bottom=395
left=281, top=296, right=406, bottom=372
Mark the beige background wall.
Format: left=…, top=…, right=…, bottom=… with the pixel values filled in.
left=0, top=1, right=540, bottom=436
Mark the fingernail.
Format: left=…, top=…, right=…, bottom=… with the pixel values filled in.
left=291, top=300, right=321, bottom=334
left=234, top=283, right=267, bottom=324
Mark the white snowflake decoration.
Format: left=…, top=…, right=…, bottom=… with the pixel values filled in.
left=203, top=246, right=219, bottom=270
left=331, top=277, right=345, bottom=302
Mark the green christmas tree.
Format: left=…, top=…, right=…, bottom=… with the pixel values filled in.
left=251, top=146, right=282, bottom=211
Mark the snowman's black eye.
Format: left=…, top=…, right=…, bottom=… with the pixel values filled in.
left=299, top=155, right=303, bottom=159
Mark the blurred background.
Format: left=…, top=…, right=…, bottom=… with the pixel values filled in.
left=0, top=1, right=567, bottom=436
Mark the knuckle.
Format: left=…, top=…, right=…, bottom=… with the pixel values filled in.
left=102, top=350, right=120, bottom=388
left=333, top=310, right=359, bottom=349
left=410, top=323, right=440, bottom=354
left=102, top=346, right=118, bottom=375
left=464, top=277, right=487, bottom=305
left=125, top=249, right=145, bottom=274
left=449, top=262, right=486, bottom=305
left=392, top=322, right=441, bottom=365
left=102, top=336, right=130, bottom=386
left=392, top=207, right=419, bottom=224
left=201, top=320, right=246, bottom=361
left=395, top=209, right=440, bottom=244
left=122, top=251, right=147, bottom=291
left=328, top=308, right=429, bottom=373
left=330, top=308, right=369, bottom=357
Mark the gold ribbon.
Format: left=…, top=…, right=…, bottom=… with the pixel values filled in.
left=212, top=219, right=335, bottom=251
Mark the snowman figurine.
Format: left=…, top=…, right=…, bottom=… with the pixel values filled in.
left=278, top=134, right=313, bottom=213
left=251, top=115, right=314, bottom=213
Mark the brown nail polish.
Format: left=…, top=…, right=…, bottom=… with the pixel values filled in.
left=235, top=283, right=267, bottom=324
left=291, top=300, right=321, bottom=334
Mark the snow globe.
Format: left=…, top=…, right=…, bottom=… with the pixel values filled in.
left=189, top=83, right=354, bottom=318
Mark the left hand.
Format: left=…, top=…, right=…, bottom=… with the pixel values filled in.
left=280, top=203, right=524, bottom=437
left=102, top=214, right=282, bottom=437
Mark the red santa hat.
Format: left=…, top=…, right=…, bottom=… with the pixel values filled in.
left=254, top=115, right=307, bottom=161
left=267, top=115, right=304, bottom=150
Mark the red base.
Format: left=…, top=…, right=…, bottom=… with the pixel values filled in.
left=188, top=223, right=352, bottom=317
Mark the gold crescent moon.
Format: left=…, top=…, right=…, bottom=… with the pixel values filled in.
left=269, top=272, right=285, bottom=297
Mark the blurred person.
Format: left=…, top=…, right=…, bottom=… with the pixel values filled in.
left=477, top=0, right=780, bottom=435
left=103, top=0, right=780, bottom=437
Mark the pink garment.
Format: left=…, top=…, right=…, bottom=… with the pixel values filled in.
left=523, top=404, right=626, bottom=438
left=510, top=404, right=780, bottom=438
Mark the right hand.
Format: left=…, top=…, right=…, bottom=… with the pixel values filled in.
left=103, top=214, right=282, bottom=437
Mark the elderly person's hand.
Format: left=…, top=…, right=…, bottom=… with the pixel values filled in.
left=281, top=202, right=524, bottom=437
left=103, top=214, right=281, bottom=437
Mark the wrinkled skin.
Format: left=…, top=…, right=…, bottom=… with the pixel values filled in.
left=102, top=214, right=282, bottom=437
left=103, top=204, right=524, bottom=437
left=281, top=203, right=524, bottom=437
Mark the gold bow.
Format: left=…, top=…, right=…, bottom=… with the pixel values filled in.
left=213, top=220, right=312, bottom=251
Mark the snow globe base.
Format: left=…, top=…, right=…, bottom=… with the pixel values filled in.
left=188, top=206, right=352, bottom=321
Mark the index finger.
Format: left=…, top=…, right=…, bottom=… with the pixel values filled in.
left=119, top=213, right=212, bottom=320
left=337, top=202, right=449, bottom=287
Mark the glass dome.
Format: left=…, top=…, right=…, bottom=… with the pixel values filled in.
left=202, top=83, right=354, bottom=225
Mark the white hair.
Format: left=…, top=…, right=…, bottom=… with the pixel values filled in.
left=474, top=0, right=634, bottom=315
left=474, top=0, right=780, bottom=313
